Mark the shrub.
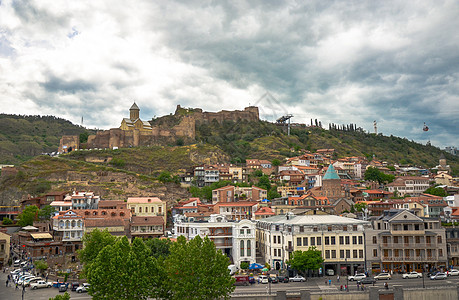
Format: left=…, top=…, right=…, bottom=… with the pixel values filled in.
left=2, top=217, right=13, bottom=225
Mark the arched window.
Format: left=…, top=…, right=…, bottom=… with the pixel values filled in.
left=59, top=220, right=64, bottom=228
left=144, top=207, right=148, bottom=213
left=65, top=220, right=70, bottom=229
left=120, top=212, right=125, bottom=217
left=77, top=220, right=82, bottom=228
left=247, top=240, right=251, bottom=256
left=71, top=220, right=76, bottom=228
left=151, top=206, right=155, bottom=213
left=240, top=240, right=244, bottom=257
left=93, top=211, right=98, bottom=216
left=84, top=211, right=90, bottom=216
left=102, top=211, right=107, bottom=215
left=111, top=212, right=116, bottom=217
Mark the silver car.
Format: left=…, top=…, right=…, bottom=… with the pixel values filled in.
left=430, top=272, right=447, bottom=280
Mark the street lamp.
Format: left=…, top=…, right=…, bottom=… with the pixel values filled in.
left=345, top=258, right=349, bottom=292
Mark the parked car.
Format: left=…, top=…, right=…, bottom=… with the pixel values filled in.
left=402, top=272, right=422, bottom=279
left=277, top=276, right=289, bottom=283
left=18, top=275, right=35, bottom=286
left=289, top=275, right=306, bottom=282
left=326, top=269, right=335, bottom=276
left=23, top=277, right=42, bottom=287
left=13, top=260, right=21, bottom=267
left=448, top=269, right=459, bottom=276
left=269, top=275, right=278, bottom=283
left=30, top=281, right=52, bottom=289
left=374, top=273, right=391, bottom=280
left=248, top=276, right=256, bottom=284
left=358, top=277, right=376, bottom=284
left=59, top=284, right=68, bottom=292
left=348, top=273, right=366, bottom=281
left=430, top=272, right=447, bottom=280
left=258, top=275, right=269, bottom=284
left=76, top=283, right=90, bottom=293
left=228, top=265, right=238, bottom=276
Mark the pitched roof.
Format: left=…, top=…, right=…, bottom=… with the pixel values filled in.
left=130, top=102, right=140, bottom=110
left=254, top=206, right=275, bottom=216
left=323, top=164, right=340, bottom=180
left=127, top=197, right=163, bottom=204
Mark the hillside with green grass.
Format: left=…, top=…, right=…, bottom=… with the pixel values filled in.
left=0, top=114, right=93, bottom=164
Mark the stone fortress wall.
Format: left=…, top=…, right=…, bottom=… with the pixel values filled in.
left=60, top=105, right=259, bottom=151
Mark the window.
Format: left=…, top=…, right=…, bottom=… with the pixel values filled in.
left=299, top=226, right=304, bottom=232
left=373, top=249, right=378, bottom=257
left=416, top=236, right=421, bottom=243
left=359, top=250, right=363, bottom=258
left=240, top=240, right=244, bottom=257
left=325, top=250, right=330, bottom=259
left=353, top=250, right=357, bottom=258
left=278, top=236, right=281, bottom=243
left=328, top=226, right=332, bottom=231
left=404, top=224, right=408, bottom=231
left=352, top=236, right=357, bottom=244
left=331, top=236, right=336, bottom=245
left=346, top=250, right=350, bottom=258
left=276, top=225, right=280, bottom=231
left=303, top=237, right=308, bottom=246
left=139, top=207, right=142, bottom=213
left=438, top=236, right=442, bottom=243
left=313, top=227, right=318, bottom=232
left=339, top=236, right=344, bottom=245
left=394, top=236, right=399, bottom=243
left=439, top=249, right=443, bottom=257
left=297, top=238, right=302, bottom=247
left=317, top=237, right=322, bottom=246
left=240, top=229, right=244, bottom=235
left=325, top=237, right=330, bottom=245
left=247, top=229, right=251, bottom=235
left=340, top=250, right=344, bottom=258
left=414, top=224, right=419, bottom=230
left=343, top=226, right=347, bottom=231
left=358, top=236, right=363, bottom=244
left=331, top=250, right=336, bottom=258
left=353, top=225, right=357, bottom=231
left=247, top=240, right=251, bottom=256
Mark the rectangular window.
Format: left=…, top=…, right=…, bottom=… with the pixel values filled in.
left=359, top=250, right=364, bottom=258
left=339, top=236, right=344, bottom=245
left=328, top=226, right=332, bottom=231
left=373, top=249, right=378, bottom=257
left=325, top=250, right=330, bottom=259
left=346, top=250, right=350, bottom=258
left=317, top=237, right=322, bottom=246
left=353, top=250, right=358, bottom=258
left=438, top=236, right=442, bottom=243
left=247, top=240, right=251, bottom=256
left=299, top=226, right=304, bottom=232
left=415, top=236, right=421, bottom=244
left=273, top=249, right=277, bottom=256
left=240, top=229, right=244, bottom=235
left=303, top=237, right=308, bottom=246
left=311, top=237, right=315, bottom=246
left=297, top=237, right=302, bottom=247
left=353, top=225, right=357, bottom=231
left=358, top=236, right=363, bottom=244
left=331, top=250, right=336, bottom=258
left=345, top=236, right=350, bottom=245
left=325, top=237, right=330, bottom=245
left=313, top=227, right=318, bottom=232
left=247, top=229, right=251, bottom=235
left=340, top=250, right=344, bottom=258
left=343, top=226, right=347, bottom=231
left=276, top=225, right=280, bottom=231
left=352, top=236, right=357, bottom=244
left=439, top=249, right=443, bottom=256
left=331, top=236, right=336, bottom=245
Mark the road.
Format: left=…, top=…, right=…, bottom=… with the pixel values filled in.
left=2, top=271, right=459, bottom=299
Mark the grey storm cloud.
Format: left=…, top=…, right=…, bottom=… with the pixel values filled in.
left=0, top=0, right=458, bottom=147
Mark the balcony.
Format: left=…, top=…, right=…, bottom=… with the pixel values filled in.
left=382, top=256, right=438, bottom=262
left=285, top=245, right=294, bottom=252
left=390, top=230, right=425, bottom=235
left=381, top=243, right=437, bottom=249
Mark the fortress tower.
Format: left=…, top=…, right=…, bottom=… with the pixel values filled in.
left=130, top=102, right=140, bottom=121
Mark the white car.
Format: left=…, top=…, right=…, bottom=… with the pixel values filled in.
left=24, top=277, right=42, bottom=287
left=289, top=275, right=306, bottom=282
left=76, top=283, right=90, bottom=293
left=448, top=269, right=459, bottom=276
left=402, top=271, right=422, bottom=279
left=348, top=273, right=366, bottom=281
left=18, top=275, right=35, bottom=286
left=258, top=275, right=269, bottom=284
left=30, top=280, right=52, bottom=289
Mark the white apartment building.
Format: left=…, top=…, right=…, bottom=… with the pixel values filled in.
left=387, top=176, right=430, bottom=196
left=174, top=214, right=256, bottom=268
left=52, top=210, right=84, bottom=242
left=256, top=213, right=371, bottom=275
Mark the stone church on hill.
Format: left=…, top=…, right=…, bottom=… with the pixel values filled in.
left=119, top=102, right=152, bottom=132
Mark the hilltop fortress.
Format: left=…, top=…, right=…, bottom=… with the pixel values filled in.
left=59, top=104, right=259, bottom=151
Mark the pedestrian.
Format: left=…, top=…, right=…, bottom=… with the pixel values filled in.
left=384, top=282, right=388, bottom=289
left=337, top=275, right=340, bottom=282
left=15, top=282, right=18, bottom=289
left=361, top=283, right=365, bottom=291
left=345, top=284, right=348, bottom=292
left=6, top=279, right=8, bottom=287
left=357, top=282, right=360, bottom=290
left=329, top=279, right=331, bottom=286
left=340, top=285, right=343, bottom=291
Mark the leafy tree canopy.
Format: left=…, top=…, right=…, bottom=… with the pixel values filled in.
left=287, top=247, right=324, bottom=276
left=364, top=166, right=395, bottom=184
left=143, top=237, right=172, bottom=259
left=354, top=202, right=368, bottom=212
left=49, top=292, right=70, bottom=300
left=165, top=235, right=235, bottom=300
left=38, top=205, right=56, bottom=220
left=34, top=260, right=48, bottom=271
left=78, top=229, right=118, bottom=277
left=17, top=205, right=39, bottom=227
left=424, top=186, right=447, bottom=197
left=2, top=217, right=13, bottom=225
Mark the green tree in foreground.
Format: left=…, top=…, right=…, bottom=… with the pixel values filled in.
left=49, top=292, right=70, bottom=300
left=424, top=186, right=447, bottom=197
left=17, top=205, right=39, bottom=226
left=34, top=260, right=48, bottom=275
left=86, top=237, right=164, bottom=300
left=2, top=217, right=13, bottom=225
left=38, top=205, right=56, bottom=220
left=165, top=235, right=235, bottom=300
left=287, top=247, right=324, bottom=277
left=78, top=229, right=118, bottom=277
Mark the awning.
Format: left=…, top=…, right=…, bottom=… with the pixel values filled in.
left=30, top=233, right=53, bottom=239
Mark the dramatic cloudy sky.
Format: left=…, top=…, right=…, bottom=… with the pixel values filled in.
left=0, top=0, right=458, bottom=147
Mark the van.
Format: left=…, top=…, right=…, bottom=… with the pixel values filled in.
left=258, top=275, right=269, bottom=284
left=234, top=275, right=250, bottom=286
left=326, top=269, right=335, bottom=276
